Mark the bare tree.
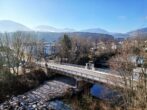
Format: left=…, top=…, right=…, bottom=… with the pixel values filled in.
left=0, top=32, right=40, bottom=75
left=109, top=39, right=147, bottom=109
left=70, top=36, right=92, bottom=63
left=0, top=33, right=15, bottom=74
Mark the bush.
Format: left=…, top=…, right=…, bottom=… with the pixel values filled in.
left=0, top=69, right=49, bottom=102
left=0, top=71, right=18, bottom=102
left=19, top=69, right=49, bottom=88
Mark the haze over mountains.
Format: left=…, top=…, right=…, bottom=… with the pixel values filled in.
left=0, top=20, right=146, bottom=39
left=35, top=25, right=76, bottom=32
left=80, top=28, right=109, bottom=34
left=0, top=20, right=31, bottom=32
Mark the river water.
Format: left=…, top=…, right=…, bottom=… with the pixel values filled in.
left=34, top=75, right=122, bottom=110
left=90, top=84, right=121, bottom=102
left=50, top=82, right=122, bottom=110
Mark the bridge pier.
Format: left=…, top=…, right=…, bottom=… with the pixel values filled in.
left=75, top=78, right=87, bottom=91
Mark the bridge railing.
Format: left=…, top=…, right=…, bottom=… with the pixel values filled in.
left=95, top=68, right=112, bottom=73
left=37, top=62, right=142, bottom=88
left=37, top=62, right=121, bottom=77
left=60, top=63, right=85, bottom=68
left=46, top=64, right=124, bottom=87
left=59, top=63, right=112, bottom=73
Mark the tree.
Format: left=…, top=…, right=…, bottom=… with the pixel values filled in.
left=0, top=33, right=15, bottom=74
left=0, top=32, right=39, bottom=75
left=55, top=35, right=96, bottom=64
left=70, top=36, right=92, bottom=64
left=109, top=39, right=147, bottom=109
left=58, top=34, right=72, bottom=62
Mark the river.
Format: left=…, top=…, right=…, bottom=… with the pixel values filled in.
left=50, top=81, right=122, bottom=110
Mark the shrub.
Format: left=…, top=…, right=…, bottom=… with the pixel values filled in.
left=0, top=69, right=49, bottom=102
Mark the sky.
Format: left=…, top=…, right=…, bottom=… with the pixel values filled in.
left=0, top=0, right=147, bottom=33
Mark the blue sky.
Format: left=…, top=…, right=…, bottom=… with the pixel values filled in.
left=0, top=0, right=147, bottom=33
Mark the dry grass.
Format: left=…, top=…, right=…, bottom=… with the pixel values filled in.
left=0, top=69, right=49, bottom=103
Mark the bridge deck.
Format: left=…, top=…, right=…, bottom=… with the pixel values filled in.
left=39, top=62, right=124, bottom=87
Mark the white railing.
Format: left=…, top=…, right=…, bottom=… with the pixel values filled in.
left=45, top=64, right=124, bottom=87
left=95, top=68, right=111, bottom=73
left=60, top=63, right=85, bottom=68
left=37, top=62, right=142, bottom=88
left=60, top=63, right=112, bottom=73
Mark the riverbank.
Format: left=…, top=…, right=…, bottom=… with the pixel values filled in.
left=0, top=78, right=74, bottom=109
left=0, top=69, right=122, bottom=110
left=0, top=69, right=50, bottom=103
left=62, top=84, right=122, bottom=110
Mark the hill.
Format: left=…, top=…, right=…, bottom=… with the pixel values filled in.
left=0, top=20, right=31, bottom=32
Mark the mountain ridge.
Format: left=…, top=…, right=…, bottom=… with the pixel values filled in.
left=0, top=20, right=147, bottom=38
left=0, top=20, right=31, bottom=32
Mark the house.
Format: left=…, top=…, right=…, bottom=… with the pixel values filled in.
left=129, top=55, right=144, bottom=66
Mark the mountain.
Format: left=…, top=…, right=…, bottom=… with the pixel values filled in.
left=62, top=28, right=76, bottom=32
left=35, top=25, right=76, bottom=32
left=34, top=32, right=114, bottom=42
left=110, top=33, right=129, bottom=38
left=35, top=25, right=59, bottom=32
left=1, top=31, right=114, bottom=43
left=67, top=32, right=114, bottom=40
left=80, top=28, right=109, bottom=34
left=111, top=27, right=147, bottom=39
left=80, top=28, right=129, bottom=39
left=0, top=20, right=31, bottom=32
left=0, top=20, right=146, bottom=39
left=127, top=27, right=147, bottom=38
